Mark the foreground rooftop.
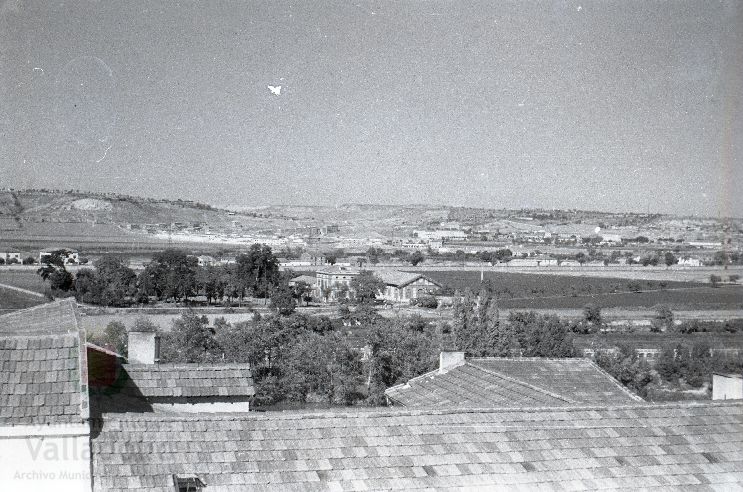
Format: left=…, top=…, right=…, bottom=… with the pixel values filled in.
left=92, top=401, right=743, bottom=491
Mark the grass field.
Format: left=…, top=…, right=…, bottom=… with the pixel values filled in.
left=0, top=287, right=46, bottom=312
left=0, top=270, right=48, bottom=294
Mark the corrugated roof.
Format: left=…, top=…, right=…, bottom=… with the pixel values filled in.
left=122, top=364, right=255, bottom=399
left=0, top=333, right=83, bottom=424
left=91, top=401, right=743, bottom=491
left=0, top=299, right=80, bottom=336
left=316, top=266, right=360, bottom=275
left=386, top=358, right=641, bottom=408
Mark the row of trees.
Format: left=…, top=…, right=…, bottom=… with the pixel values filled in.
left=38, top=246, right=284, bottom=307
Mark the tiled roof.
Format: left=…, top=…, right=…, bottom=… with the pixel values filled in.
left=289, top=275, right=317, bottom=284
left=122, top=364, right=255, bottom=399
left=374, top=270, right=441, bottom=288
left=385, top=363, right=573, bottom=408
left=92, top=401, right=743, bottom=491
left=0, top=299, right=80, bottom=336
left=386, top=358, right=640, bottom=408
left=469, top=358, right=642, bottom=405
left=0, top=333, right=83, bottom=424
left=316, top=266, right=360, bottom=275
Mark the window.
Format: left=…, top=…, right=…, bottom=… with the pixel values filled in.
left=173, top=475, right=205, bottom=492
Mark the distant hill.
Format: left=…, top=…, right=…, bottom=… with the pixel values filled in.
left=0, top=189, right=297, bottom=231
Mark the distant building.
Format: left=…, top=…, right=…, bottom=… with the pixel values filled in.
left=39, top=247, right=79, bottom=265
left=315, top=266, right=360, bottom=300
left=678, top=257, right=703, bottom=267
left=375, top=270, right=442, bottom=303
left=195, top=255, right=216, bottom=267
left=0, top=249, right=21, bottom=264
left=713, top=373, right=743, bottom=400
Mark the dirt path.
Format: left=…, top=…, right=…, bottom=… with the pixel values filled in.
left=0, top=282, right=46, bottom=298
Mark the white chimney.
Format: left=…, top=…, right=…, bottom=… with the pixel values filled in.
left=439, top=351, right=466, bottom=373
left=128, top=331, right=161, bottom=364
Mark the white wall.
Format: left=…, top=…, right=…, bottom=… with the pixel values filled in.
left=713, top=375, right=743, bottom=400
left=0, top=424, right=91, bottom=492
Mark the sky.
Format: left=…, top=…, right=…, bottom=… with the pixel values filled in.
left=1, top=0, right=741, bottom=216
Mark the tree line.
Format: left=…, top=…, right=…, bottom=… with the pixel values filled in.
left=37, top=246, right=290, bottom=307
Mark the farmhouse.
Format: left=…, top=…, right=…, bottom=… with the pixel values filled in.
left=39, top=247, right=79, bottom=264
left=315, top=265, right=360, bottom=300
left=375, top=270, right=441, bottom=302
left=0, top=248, right=21, bottom=264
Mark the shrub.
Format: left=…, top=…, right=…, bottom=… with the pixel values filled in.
left=413, top=295, right=438, bottom=309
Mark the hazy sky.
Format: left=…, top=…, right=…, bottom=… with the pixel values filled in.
left=1, top=1, right=741, bottom=216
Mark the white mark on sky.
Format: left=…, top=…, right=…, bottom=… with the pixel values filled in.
left=577, top=5, right=582, bottom=11
left=268, top=85, right=281, bottom=95
left=32, top=67, right=44, bottom=73
left=96, top=145, right=112, bottom=163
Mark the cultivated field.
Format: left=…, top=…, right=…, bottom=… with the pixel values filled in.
left=424, top=270, right=742, bottom=310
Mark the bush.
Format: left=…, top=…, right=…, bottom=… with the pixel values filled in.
left=710, top=274, right=722, bottom=287
left=412, top=295, right=438, bottom=309
left=22, top=256, right=36, bottom=265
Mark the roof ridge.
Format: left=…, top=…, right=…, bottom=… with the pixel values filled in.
left=469, top=356, right=591, bottom=363
left=124, top=362, right=252, bottom=369
left=466, top=362, right=576, bottom=404
left=94, top=399, right=743, bottom=423
left=0, top=298, right=75, bottom=318
left=385, top=368, right=440, bottom=393
left=585, top=358, right=645, bottom=402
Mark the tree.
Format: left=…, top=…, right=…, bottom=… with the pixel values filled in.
left=349, top=271, right=385, bottom=305
left=409, top=250, right=425, bottom=266
left=89, top=321, right=128, bottom=356
left=575, top=252, right=587, bottom=265
left=140, top=249, right=198, bottom=301
left=236, top=244, right=280, bottom=298
left=93, top=255, right=137, bottom=306
left=366, top=247, right=382, bottom=265
left=583, top=303, right=602, bottom=327
left=160, top=312, right=221, bottom=363
left=270, top=282, right=296, bottom=316
left=22, top=256, right=35, bottom=265
left=710, top=274, right=722, bottom=288
left=664, top=252, right=678, bottom=267
left=651, top=304, right=674, bottom=332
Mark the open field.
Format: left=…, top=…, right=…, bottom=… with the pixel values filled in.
left=425, top=270, right=705, bottom=296
left=395, top=265, right=743, bottom=284
left=573, top=332, right=743, bottom=350
left=496, top=286, right=743, bottom=310
left=423, top=270, right=741, bottom=310
left=0, top=287, right=46, bottom=312
left=0, top=270, right=48, bottom=293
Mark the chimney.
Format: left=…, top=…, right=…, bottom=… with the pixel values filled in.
left=128, top=331, right=161, bottom=364
left=439, top=351, right=466, bottom=373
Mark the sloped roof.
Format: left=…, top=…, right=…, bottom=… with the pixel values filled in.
left=122, top=364, right=255, bottom=399
left=385, top=358, right=640, bottom=408
left=374, top=270, right=441, bottom=288
left=385, top=363, right=573, bottom=408
left=0, top=333, right=83, bottom=424
left=92, top=401, right=743, bottom=491
left=0, top=298, right=80, bottom=336
left=289, top=275, right=317, bottom=285
left=469, top=358, right=641, bottom=405
left=316, top=266, right=360, bottom=275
